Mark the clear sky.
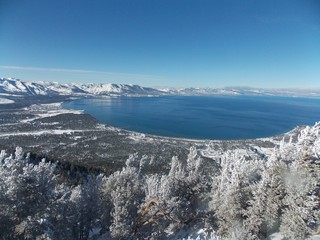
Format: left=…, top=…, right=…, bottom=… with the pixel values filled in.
left=0, top=0, right=319, bottom=88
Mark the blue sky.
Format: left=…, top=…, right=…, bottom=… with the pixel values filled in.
left=0, top=0, right=319, bottom=88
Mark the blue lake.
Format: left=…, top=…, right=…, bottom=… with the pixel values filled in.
left=63, top=95, right=320, bottom=140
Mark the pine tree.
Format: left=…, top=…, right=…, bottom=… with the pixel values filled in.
left=0, top=147, right=57, bottom=239
left=102, top=153, right=145, bottom=239
left=243, top=155, right=285, bottom=239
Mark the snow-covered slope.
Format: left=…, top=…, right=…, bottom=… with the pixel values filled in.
left=0, top=78, right=164, bottom=96
left=72, top=82, right=161, bottom=95
left=0, top=78, right=51, bottom=95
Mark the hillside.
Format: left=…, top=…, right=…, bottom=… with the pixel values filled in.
left=0, top=122, right=319, bottom=239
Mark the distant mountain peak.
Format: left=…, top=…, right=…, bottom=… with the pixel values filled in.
left=1, top=78, right=320, bottom=97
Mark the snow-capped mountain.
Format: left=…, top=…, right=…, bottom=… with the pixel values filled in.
left=162, top=86, right=320, bottom=97
left=70, top=82, right=161, bottom=95
left=2, top=78, right=320, bottom=97
left=0, top=78, right=53, bottom=95
left=0, top=78, right=164, bottom=96
left=161, top=87, right=240, bottom=96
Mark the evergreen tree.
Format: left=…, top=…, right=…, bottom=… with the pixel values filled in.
left=101, top=153, right=145, bottom=239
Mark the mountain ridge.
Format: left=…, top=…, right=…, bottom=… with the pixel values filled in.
left=1, top=77, right=320, bottom=97
left=0, top=78, right=164, bottom=96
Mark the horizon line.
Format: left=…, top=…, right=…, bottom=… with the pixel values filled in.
left=1, top=76, right=320, bottom=91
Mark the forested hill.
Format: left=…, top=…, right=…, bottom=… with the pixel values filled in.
left=1, top=122, right=320, bottom=239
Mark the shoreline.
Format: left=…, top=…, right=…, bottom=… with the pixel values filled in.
left=61, top=95, right=306, bottom=142
left=0, top=95, right=310, bottom=173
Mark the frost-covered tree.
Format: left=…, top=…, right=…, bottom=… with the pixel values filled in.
left=209, top=153, right=245, bottom=238
left=60, top=176, right=103, bottom=240
left=242, top=123, right=320, bottom=239
left=243, top=154, right=285, bottom=239
left=164, top=148, right=207, bottom=222
left=101, top=153, right=145, bottom=239
left=277, top=123, right=320, bottom=239
left=0, top=147, right=57, bottom=239
left=136, top=147, right=209, bottom=238
left=279, top=161, right=319, bottom=239
left=209, top=146, right=289, bottom=239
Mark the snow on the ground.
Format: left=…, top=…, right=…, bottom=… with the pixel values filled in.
left=0, top=129, right=101, bottom=137
left=21, top=102, right=84, bottom=123
left=179, top=231, right=320, bottom=240
left=251, top=145, right=275, bottom=156
left=0, top=97, right=14, bottom=104
left=309, top=235, right=320, bottom=240
left=268, top=233, right=283, bottom=240
left=33, top=109, right=83, bottom=118
left=0, top=93, right=23, bottom=97
left=39, top=122, right=60, bottom=126
left=268, top=232, right=320, bottom=240
left=127, top=132, right=147, bottom=141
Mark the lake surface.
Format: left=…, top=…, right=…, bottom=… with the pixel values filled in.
left=63, top=95, right=320, bottom=140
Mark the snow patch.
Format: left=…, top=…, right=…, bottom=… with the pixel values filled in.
left=309, top=235, right=320, bottom=240
left=0, top=97, right=14, bottom=104
left=21, top=103, right=83, bottom=123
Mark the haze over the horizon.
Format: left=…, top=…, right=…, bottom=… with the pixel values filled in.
left=0, top=0, right=319, bottom=88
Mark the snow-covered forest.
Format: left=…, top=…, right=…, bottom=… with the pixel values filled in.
left=1, top=123, right=320, bottom=240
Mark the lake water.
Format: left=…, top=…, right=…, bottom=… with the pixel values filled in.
left=63, top=95, right=320, bottom=140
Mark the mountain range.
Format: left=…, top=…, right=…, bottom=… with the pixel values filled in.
left=0, top=78, right=162, bottom=96
left=1, top=77, right=320, bottom=97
